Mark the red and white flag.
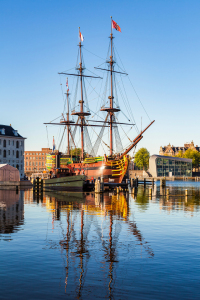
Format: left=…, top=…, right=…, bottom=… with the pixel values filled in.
left=79, top=31, right=84, bottom=42
left=112, top=20, right=121, bottom=32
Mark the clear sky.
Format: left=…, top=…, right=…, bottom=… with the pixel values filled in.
left=1, top=0, right=200, bottom=156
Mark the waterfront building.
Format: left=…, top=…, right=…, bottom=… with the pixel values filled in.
left=0, top=125, right=25, bottom=178
left=149, top=155, right=192, bottom=177
left=159, top=141, right=200, bottom=156
left=24, top=148, right=52, bottom=177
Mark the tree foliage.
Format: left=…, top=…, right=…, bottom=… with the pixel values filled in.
left=175, top=150, right=184, bottom=158
left=134, top=148, right=150, bottom=170
left=184, top=149, right=200, bottom=168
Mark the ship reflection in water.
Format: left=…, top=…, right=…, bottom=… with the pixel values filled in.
left=0, top=185, right=199, bottom=299
left=0, top=189, right=24, bottom=237
left=39, top=190, right=155, bottom=299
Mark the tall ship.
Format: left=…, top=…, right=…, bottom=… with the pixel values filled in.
left=45, top=18, right=154, bottom=183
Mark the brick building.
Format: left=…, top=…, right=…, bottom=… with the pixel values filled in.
left=159, top=141, right=200, bottom=156
left=24, top=148, right=52, bottom=177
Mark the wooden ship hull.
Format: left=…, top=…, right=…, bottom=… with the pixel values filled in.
left=43, top=175, right=86, bottom=191
left=46, top=155, right=129, bottom=184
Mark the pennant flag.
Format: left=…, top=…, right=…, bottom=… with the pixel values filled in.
left=66, top=78, right=69, bottom=92
left=79, top=31, right=84, bottom=42
left=112, top=20, right=121, bottom=32
left=53, top=136, right=55, bottom=152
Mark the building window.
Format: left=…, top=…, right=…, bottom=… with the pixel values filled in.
left=0, top=150, right=1, bottom=155
left=16, top=141, right=19, bottom=148
left=3, top=150, right=6, bottom=158
left=8, top=140, right=10, bottom=145
left=0, top=139, right=1, bottom=145
left=20, top=141, right=23, bottom=146
left=32, top=162, right=34, bottom=166
left=42, top=162, right=44, bottom=166
left=3, top=140, right=6, bottom=147
left=16, top=164, right=19, bottom=170
left=21, top=151, right=23, bottom=156
left=26, top=162, right=28, bottom=166
left=21, top=165, right=22, bottom=170
left=16, top=150, right=19, bottom=158
left=12, top=140, right=14, bottom=146
left=39, top=162, right=41, bottom=166
left=8, top=150, right=10, bottom=155
left=29, top=162, right=31, bottom=166
left=13, top=150, right=14, bottom=155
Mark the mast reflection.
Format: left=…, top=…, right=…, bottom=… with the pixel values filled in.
left=44, top=191, right=154, bottom=298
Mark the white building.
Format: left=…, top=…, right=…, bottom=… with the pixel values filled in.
left=0, top=125, right=26, bottom=178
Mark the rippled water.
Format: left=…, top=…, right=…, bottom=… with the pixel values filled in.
left=0, top=182, right=199, bottom=299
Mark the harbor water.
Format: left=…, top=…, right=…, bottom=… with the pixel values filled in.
left=0, top=182, right=199, bottom=299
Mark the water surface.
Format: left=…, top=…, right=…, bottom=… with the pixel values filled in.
left=0, top=182, right=199, bottom=299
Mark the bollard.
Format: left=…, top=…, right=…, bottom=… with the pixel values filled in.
left=16, top=185, right=19, bottom=194
left=100, top=177, right=104, bottom=193
left=149, top=188, right=152, bottom=196
left=185, top=189, right=188, bottom=196
left=33, top=179, right=36, bottom=191
left=36, top=177, right=39, bottom=192
left=117, top=187, right=119, bottom=194
left=131, top=178, right=134, bottom=188
left=144, top=178, right=146, bottom=188
left=41, top=179, right=43, bottom=191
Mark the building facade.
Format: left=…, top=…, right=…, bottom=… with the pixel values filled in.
left=0, top=125, right=25, bottom=178
left=24, top=148, right=52, bottom=177
left=159, top=141, right=200, bottom=156
left=149, top=155, right=192, bottom=177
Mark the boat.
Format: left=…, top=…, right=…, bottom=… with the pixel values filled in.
left=45, top=18, right=154, bottom=183
left=43, top=174, right=86, bottom=191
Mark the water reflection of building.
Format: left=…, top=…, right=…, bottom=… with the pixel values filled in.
left=0, top=190, right=24, bottom=234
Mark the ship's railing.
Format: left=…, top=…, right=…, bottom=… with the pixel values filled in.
left=83, top=156, right=104, bottom=164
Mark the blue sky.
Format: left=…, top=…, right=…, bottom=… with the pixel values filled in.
left=1, top=0, right=200, bottom=155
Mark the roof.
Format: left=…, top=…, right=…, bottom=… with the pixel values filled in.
left=150, top=154, right=192, bottom=163
left=0, top=164, right=19, bottom=170
left=0, top=125, right=24, bottom=138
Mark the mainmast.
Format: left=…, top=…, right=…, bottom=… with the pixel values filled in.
left=109, top=17, right=114, bottom=156
left=79, top=28, right=85, bottom=160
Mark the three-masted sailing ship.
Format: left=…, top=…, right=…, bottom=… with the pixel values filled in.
left=45, top=18, right=154, bottom=183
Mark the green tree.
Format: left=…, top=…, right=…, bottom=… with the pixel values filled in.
left=134, top=148, right=150, bottom=170
left=184, top=149, right=200, bottom=170
left=175, top=150, right=184, bottom=158
left=69, top=148, right=87, bottom=158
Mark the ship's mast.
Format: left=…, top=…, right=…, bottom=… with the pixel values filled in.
left=66, top=82, right=70, bottom=155
left=109, top=17, right=114, bottom=156
left=79, top=28, right=85, bottom=160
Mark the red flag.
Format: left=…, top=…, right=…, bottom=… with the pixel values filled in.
left=112, top=20, right=121, bottom=32
left=79, top=31, right=84, bottom=42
